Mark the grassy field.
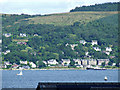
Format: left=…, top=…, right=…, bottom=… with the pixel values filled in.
left=17, top=11, right=118, bottom=26
left=12, top=39, right=28, bottom=42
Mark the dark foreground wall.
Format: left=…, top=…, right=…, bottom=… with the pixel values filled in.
left=36, top=82, right=120, bottom=90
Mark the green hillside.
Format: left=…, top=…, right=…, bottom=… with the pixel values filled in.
left=2, top=2, right=119, bottom=68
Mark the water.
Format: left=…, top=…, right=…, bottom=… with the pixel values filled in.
left=2, top=69, right=119, bottom=88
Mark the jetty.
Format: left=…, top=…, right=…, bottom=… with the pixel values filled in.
left=36, top=82, right=120, bottom=90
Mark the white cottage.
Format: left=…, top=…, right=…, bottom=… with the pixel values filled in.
left=61, top=59, right=70, bottom=66
left=73, top=59, right=81, bottom=65
left=47, top=59, right=58, bottom=65
left=91, top=40, right=98, bottom=45
left=80, top=40, right=87, bottom=45
left=106, top=47, right=112, bottom=52
left=93, top=47, right=101, bottom=51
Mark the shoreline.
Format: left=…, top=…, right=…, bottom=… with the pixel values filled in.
left=0, top=67, right=119, bottom=70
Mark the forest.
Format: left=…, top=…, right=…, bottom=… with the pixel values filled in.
left=70, top=2, right=119, bottom=12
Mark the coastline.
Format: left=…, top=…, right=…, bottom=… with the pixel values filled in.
left=0, top=67, right=119, bottom=70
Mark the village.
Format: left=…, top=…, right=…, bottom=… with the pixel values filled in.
left=0, top=33, right=119, bottom=70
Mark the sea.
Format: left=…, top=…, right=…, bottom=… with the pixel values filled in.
left=2, top=69, right=119, bottom=88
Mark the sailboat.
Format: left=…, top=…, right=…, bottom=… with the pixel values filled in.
left=17, top=70, right=23, bottom=75
left=104, top=76, right=107, bottom=81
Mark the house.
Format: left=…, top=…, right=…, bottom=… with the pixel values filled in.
left=0, top=40, right=2, bottom=43
left=34, top=34, right=38, bottom=36
left=97, top=59, right=109, bottom=66
left=6, top=50, right=10, bottom=53
left=65, top=43, right=69, bottom=46
left=88, top=59, right=97, bottom=65
left=85, top=52, right=89, bottom=56
left=110, top=56, right=115, bottom=59
left=47, top=59, right=58, bottom=65
left=73, top=59, right=81, bottom=65
left=42, top=61, right=47, bottom=65
left=11, top=64, right=20, bottom=69
left=61, top=59, right=70, bottom=66
left=4, top=61, right=12, bottom=65
left=81, top=59, right=88, bottom=66
left=20, top=61, right=28, bottom=65
left=93, top=47, right=101, bottom=51
left=70, top=44, right=78, bottom=50
left=20, top=33, right=27, bottom=37
left=3, top=50, right=10, bottom=55
left=2, top=65, right=7, bottom=68
left=112, top=63, right=116, bottom=66
left=29, top=62, right=36, bottom=68
left=17, top=42, right=27, bottom=45
left=3, top=33, right=11, bottom=37
left=91, top=40, right=98, bottom=45
left=106, top=47, right=112, bottom=52
left=80, top=40, right=86, bottom=45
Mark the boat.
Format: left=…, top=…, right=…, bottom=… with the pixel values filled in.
left=16, top=70, right=23, bottom=75
left=104, top=76, right=107, bottom=81
left=86, top=66, right=106, bottom=70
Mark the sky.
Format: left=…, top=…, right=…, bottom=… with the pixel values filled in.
left=0, top=0, right=119, bottom=15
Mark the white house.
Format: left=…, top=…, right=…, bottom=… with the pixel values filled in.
left=97, top=59, right=109, bottom=66
left=106, top=47, right=112, bottom=52
left=85, top=52, right=89, bottom=56
left=61, top=59, right=70, bottom=66
left=6, top=50, right=10, bottom=53
left=42, top=61, right=47, bottom=65
left=88, top=59, right=97, bottom=65
left=112, top=63, right=116, bottom=66
left=20, top=61, right=28, bottom=65
left=3, top=33, right=11, bottom=37
left=4, top=61, right=12, bottom=65
left=3, top=50, right=10, bottom=55
left=105, top=51, right=110, bottom=55
left=34, top=34, right=38, bottom=36
left=20, top=33, right=27, bottom=37
left=91, top=40, right=98, bottom=45
left=93, top=47, right=101, bottom=51
left=47, top=59, right=58, bottom=65
left=73, top=59, right=81, bottom=65
left=80, top=40, right=86, bottom=45
left=29, top=62, right=36, bottom=68
left=81, top=59, right=88, bottom=66
left=65, top=43, right=69, bottom=46
left=70, top=44, right=78, bottom=50
left=0, top=40, right=2, bottom=43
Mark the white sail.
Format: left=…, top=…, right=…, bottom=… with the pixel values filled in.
left=17, top=70, right=23, bottom=75
left=104, top=76, right=107, bottom=81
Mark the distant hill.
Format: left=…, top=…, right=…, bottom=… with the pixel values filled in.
left=70, top=2, right=120, bottom=12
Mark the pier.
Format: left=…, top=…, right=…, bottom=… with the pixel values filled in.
left=36, top=82, right=120, bottom=90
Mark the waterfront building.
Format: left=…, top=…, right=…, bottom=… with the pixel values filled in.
left=81, top=59, right=88, bottom=66
left=20, top=61, right=28, bottom=65
left=29, top=62, right=36, bottom=68
left=47, top=59, right=58, bottom=65
left=73, top=59, right=81, bottom=65
left=88, top=59, right=97, bottom=65
left=61, top=59, right=70, bottom=66
left=97, top=59, right=109, bottom=66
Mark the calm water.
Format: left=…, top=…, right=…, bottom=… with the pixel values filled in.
left=2, top=69, right=119, bottom=88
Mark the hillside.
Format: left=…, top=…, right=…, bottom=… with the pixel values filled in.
left=1, top=2, right=119, bottom=68
left=70, top=2, right=119, bottom=12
